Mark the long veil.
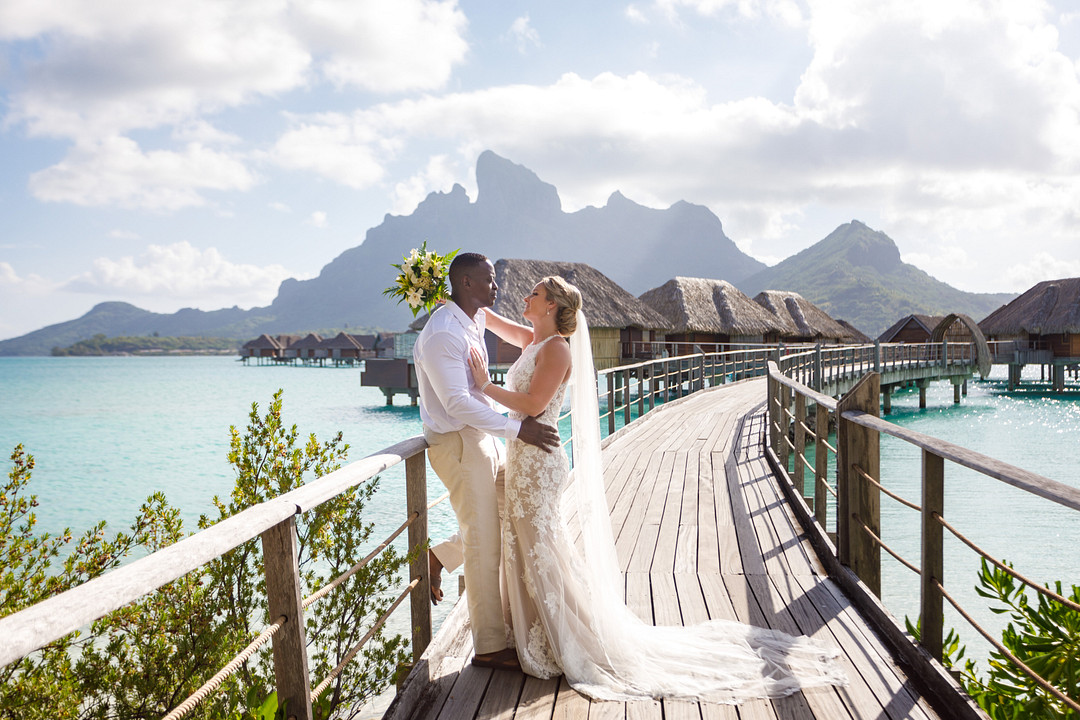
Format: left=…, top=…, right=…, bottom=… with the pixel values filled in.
left=556, top=309, right=846, bottom=702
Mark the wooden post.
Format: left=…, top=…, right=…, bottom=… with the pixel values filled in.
left=778, top=384, right=790, bottom=472
left=813, top=344, right=823, bottom=392
left=882, top=386, right=892, bottom=415
left=836, top=372, right=881, bottom=596
left=874, top=341, right=882, bottom=374
left=952, top=378, right=961, bottom=404
left=815, top=402, right=829, bottom=528
left=637, top=371, right=644, bottom=416
left=918, top=380, right=928, bottom=409
left=262, top=517, right=314, bottom=720
left=698, top=354, right=706, bottom=392
left=921, top=449, right=945, bottom=662
left=608, top=372, right=616, bottom=434
left=767, top=374, right=779, bottom=455
left=405, top=453, right=431, bottom=661
left=624, top=371, right=632, bottom=425
left=794, top=391, right=807, bottom=496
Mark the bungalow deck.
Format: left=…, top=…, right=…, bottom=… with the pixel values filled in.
left=384, top=379, right=948, bottom=720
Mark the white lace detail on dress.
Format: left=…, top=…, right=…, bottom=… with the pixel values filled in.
left=500, top=325, right=846, bottom=701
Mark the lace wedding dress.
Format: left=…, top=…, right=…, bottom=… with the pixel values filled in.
left=500, top=314, right=846, bottom=703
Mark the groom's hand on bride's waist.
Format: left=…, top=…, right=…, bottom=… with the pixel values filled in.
left=518, top=416, right=559, bottom=452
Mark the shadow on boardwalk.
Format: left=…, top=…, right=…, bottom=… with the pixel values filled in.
left=384, top=379, right=945, bottom=720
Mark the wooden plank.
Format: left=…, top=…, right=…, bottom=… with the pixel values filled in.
left=384, top=594, right=474, bottom=720
left=626, top=451, right=676, bottom=573
left=695, top=574, right=777, bottom=720
left=625, top=573, right=663, bottom=720
left=475, top=670, right=525, bottom=720
left=612, top=450, right=665, bottom=570
left=649, top=573, right=702, bottom=720
left=791, top=574, right=941, bottom=720
left=674, top=439, right=705, bottom=574
left=513, top=675, right=561, bottom=720
left=733, top=444, right=794, bottom=578
left=696, top=449, right=722, bottom=574
left=652, top=448, right=689, bottom=572
left=671, top=574, right=739, bottom=720
left=434, top=663, right=492, bottom=720
left=722, top=447, right=768, bottom=576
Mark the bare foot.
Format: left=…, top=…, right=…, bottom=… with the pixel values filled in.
left=429, top=548, right=444, bottom=605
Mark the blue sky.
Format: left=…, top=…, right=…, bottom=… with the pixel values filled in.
left=2, top=0, right=1080, bottom=340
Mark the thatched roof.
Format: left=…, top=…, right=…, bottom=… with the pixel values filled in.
left=878, top=315, right=943, bottom=342
left=243, top=334, right=281, bottom=350
left=639, top=277, right=788, bottom=336
left=753, top=290, right=856, bottom=341
left=980, top=278, right=1080, bottom=335
left=290, top=333, right=324, bottom=350
left=322, top=332, right=363, bottom=350
left=492, top=259, right=668, bottom=330
left=836, top=319, right=871, bottom=343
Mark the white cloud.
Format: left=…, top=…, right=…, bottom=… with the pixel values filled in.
left=0, top=263, right=68, bottom=340
left=62, top=241, right=303, bottom=308
left=269, top=201, right=291, bottom=212
left=655, top=0, right=806, bottom=25
left=391, top=154, right=462, bottom=215
left=108, top=229, right=141, bottom=240
left=269, top=116, right=388, bottom=189
left=626, top=5, right=649, bottom=23
left=309, top=211, right=327, bottom=228
left=294, top=0, right=467, bottom=91
left=1005, top=252, right=1080, bottom=292
left=29, top=137, right=258, bottom=210
left=506, top=15, right=542, bottom=54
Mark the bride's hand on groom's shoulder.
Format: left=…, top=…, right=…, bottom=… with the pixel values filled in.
left=518, top=416, right=559, bottom=453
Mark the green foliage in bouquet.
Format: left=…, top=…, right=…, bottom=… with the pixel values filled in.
left=382, top=241, right=459, bottom=317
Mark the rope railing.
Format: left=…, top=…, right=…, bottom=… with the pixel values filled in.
left=162, top=615, right=287, bottom=720
left=851, top=463, right=922, bottom=512
left=310, top=578, right=420, bottom=703
left=765, top=352, right=1080, bottom=719
left=852, top=514, right=921, bottom=576
left=935, top=513, right=1080, bottom=614
left=936, top=580, right=1080, bottom=715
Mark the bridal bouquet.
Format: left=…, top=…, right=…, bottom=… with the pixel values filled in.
left=383, top=242, right=459, bottom=317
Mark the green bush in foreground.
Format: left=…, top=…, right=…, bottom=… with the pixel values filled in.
left=909, top=559, right=1080, bottom=719
left=0, top=390, right=411, bottom=720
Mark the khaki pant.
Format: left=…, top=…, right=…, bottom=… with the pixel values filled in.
left=424, top=426, right=507, bottom=654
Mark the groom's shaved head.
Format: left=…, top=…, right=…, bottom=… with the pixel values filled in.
left=449, top=252, right=490, bottom=290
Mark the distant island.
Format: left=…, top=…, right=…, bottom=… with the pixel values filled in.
left=51, top=334, right=239, bottom=356
left=1, top=151, right=1016, bottom=356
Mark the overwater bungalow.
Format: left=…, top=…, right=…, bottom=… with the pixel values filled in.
left=240, top=334, right=282, bottom=364
left=752, top=290, right=857, bottom=343
left=638, top=277, right=787, bottom=355
left=490, top=258, right=668, bottom=369
left=288, top=333, right=325, bottom=364
left=980, top=277, right=1080, bottom=389
left=321, top=332, right=367, bottom=365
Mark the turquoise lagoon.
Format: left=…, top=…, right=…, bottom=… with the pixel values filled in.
left=1, top=356, right=1077, bottom=672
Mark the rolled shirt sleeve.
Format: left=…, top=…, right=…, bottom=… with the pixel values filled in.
left=414, top=303, right=522, bottom=439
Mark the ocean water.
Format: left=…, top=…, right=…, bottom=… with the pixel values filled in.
left=2, top=357, right=1077, bottom=681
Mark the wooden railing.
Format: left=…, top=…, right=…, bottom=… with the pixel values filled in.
left=0, top=437, right=439, bottom=720
left=0, top=339, right=1014, bottom=719
left=765, top=361, right=1080, bottom=716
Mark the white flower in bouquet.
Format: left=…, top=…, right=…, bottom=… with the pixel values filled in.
left=383, top=242, right=460, bottom=318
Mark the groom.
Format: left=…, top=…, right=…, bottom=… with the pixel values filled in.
left=413, top=252, right=559, bottom=669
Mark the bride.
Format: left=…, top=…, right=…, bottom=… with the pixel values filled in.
left=467, top=275, right=846, bottom=703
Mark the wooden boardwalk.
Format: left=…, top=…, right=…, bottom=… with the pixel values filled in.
left=385, top=379, right=946, bottom=720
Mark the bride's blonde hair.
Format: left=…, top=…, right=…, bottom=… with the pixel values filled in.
left=541, top=276, right=583, bottom=336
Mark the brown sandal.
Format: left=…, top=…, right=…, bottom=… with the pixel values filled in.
left=471, top=648, right=521, bottom=671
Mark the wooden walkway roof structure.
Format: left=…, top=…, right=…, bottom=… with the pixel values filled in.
left=385, top=379, right=947, bottom=720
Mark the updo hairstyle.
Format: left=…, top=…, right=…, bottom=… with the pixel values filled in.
left=541, top=275, right=583, bottom=336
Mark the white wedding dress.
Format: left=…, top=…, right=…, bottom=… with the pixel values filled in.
left=499, top=312, right=846, bottom=703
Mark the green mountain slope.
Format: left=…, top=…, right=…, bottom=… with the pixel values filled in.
left=736, top=221, right=1015, bottom=337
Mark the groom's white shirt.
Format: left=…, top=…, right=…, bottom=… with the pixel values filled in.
left=414, top=301, right=522, bottom=439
